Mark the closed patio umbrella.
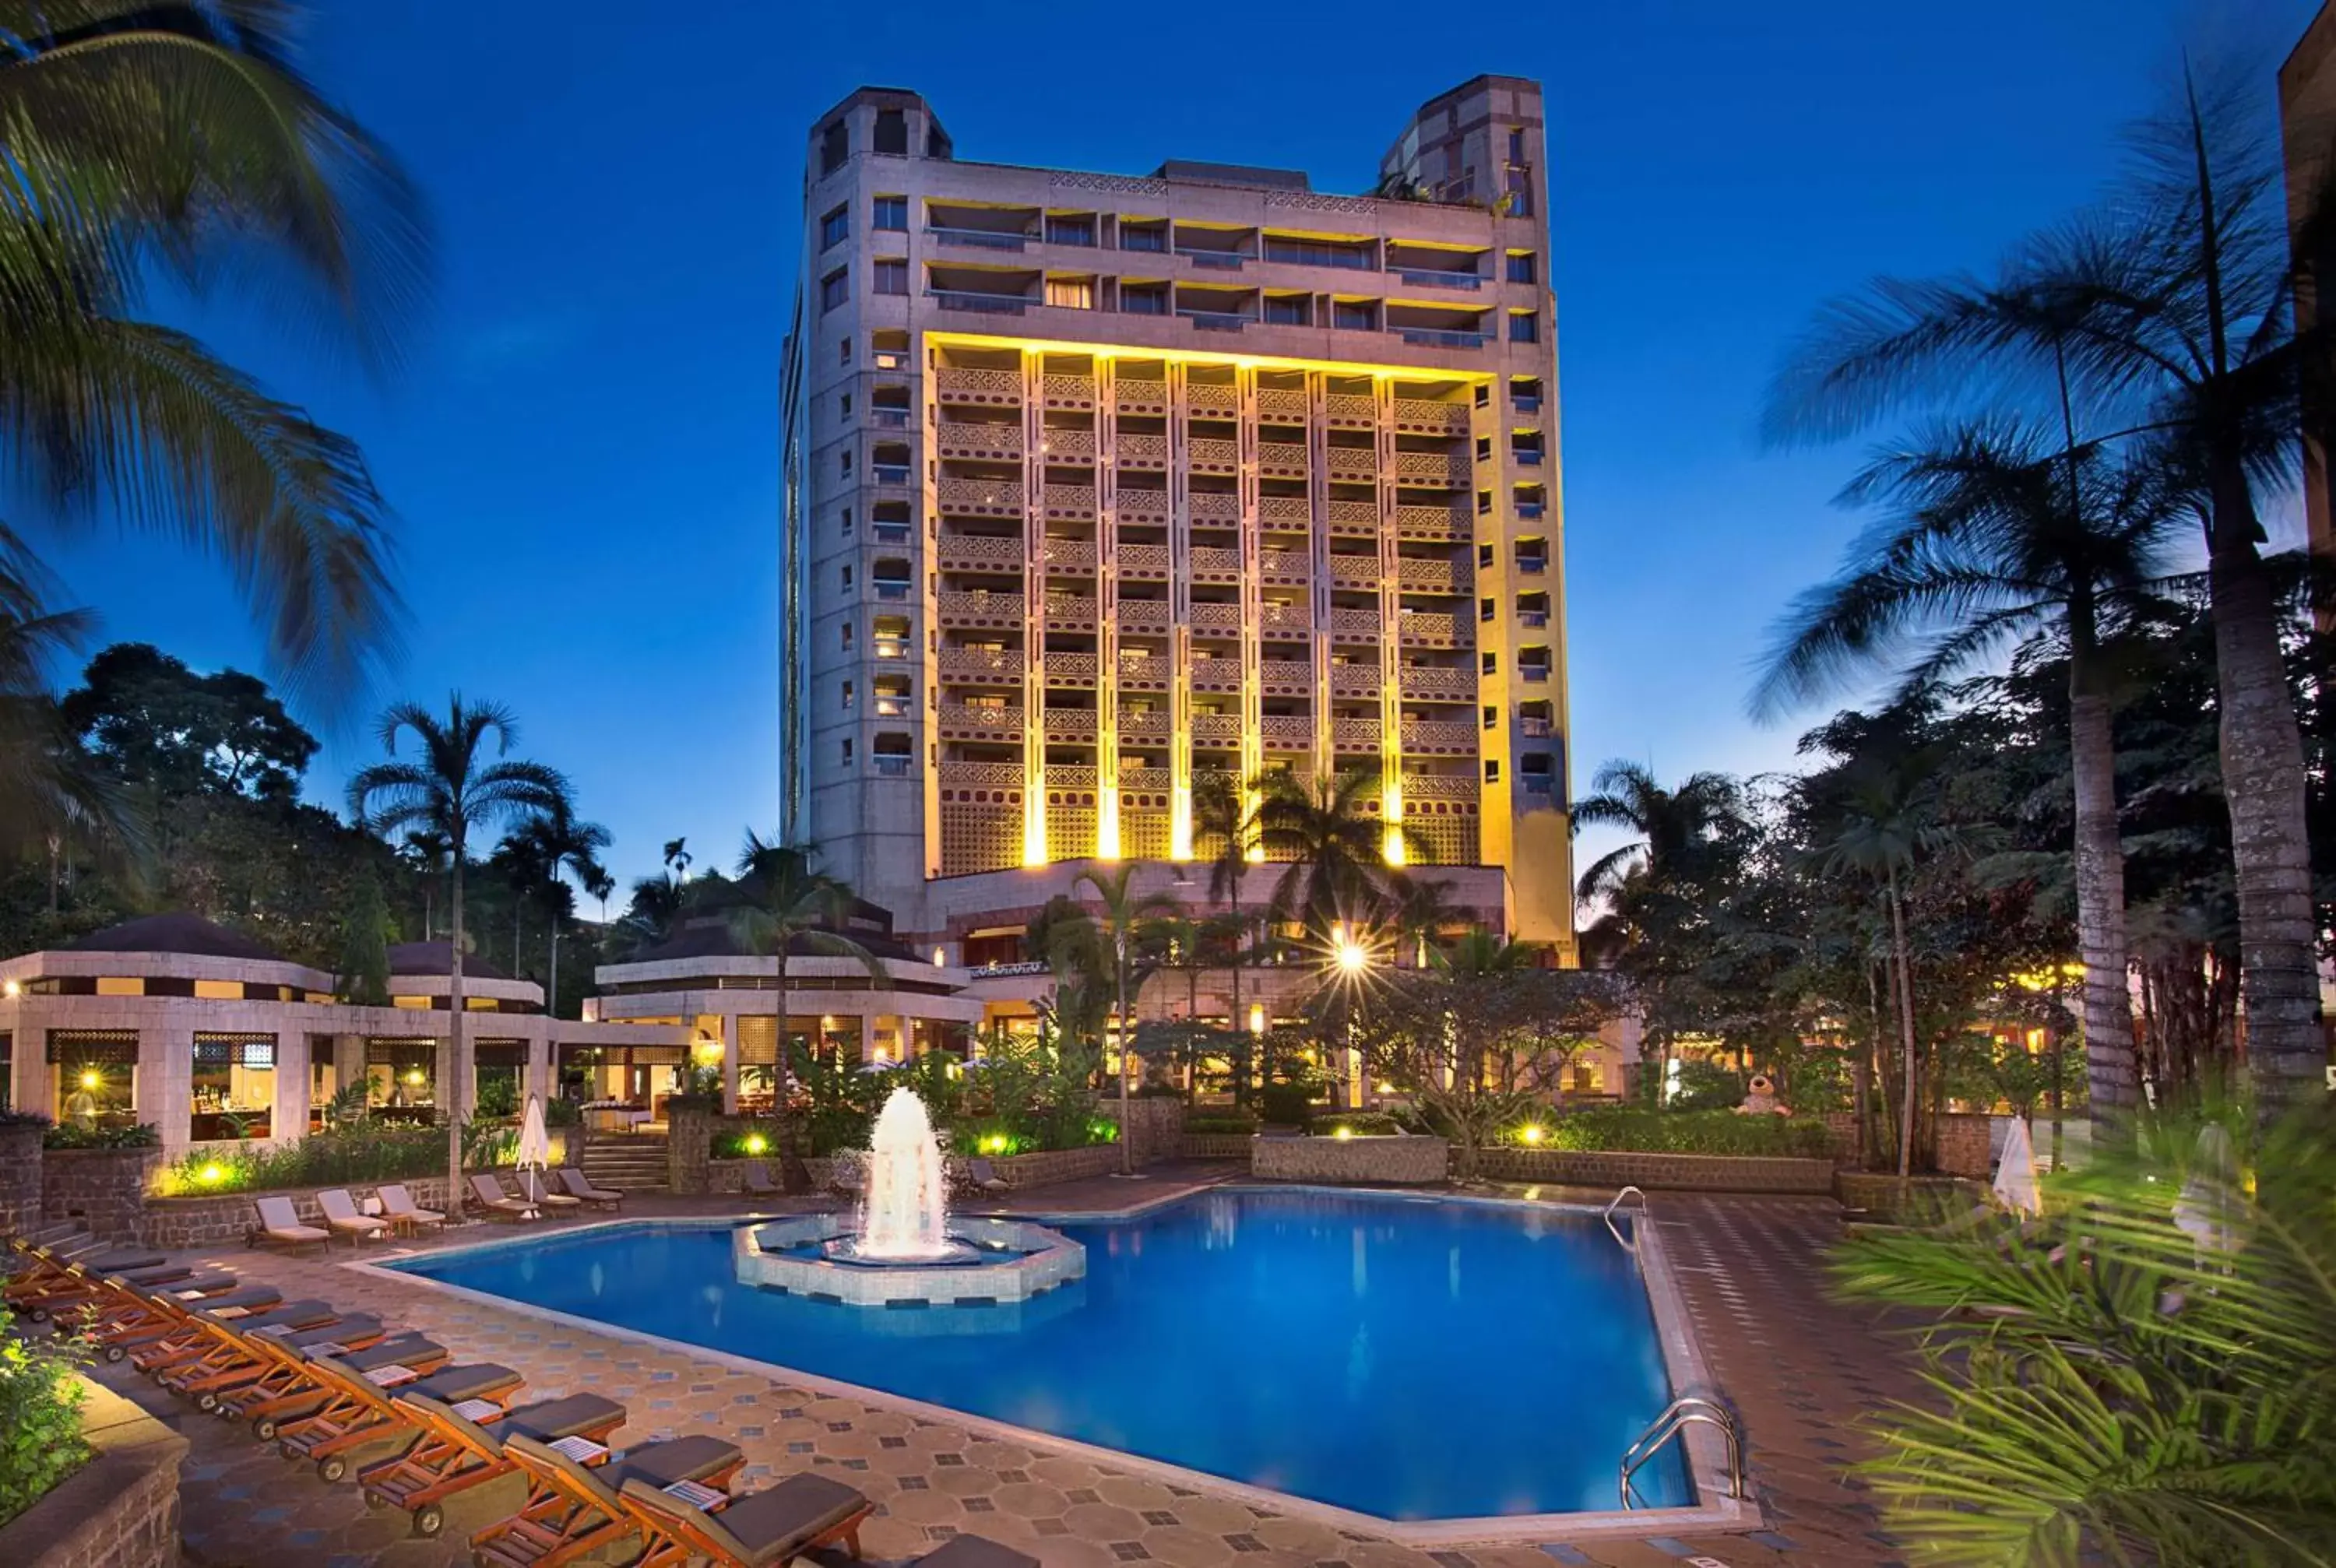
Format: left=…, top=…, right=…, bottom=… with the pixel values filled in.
left=1993, top=1116, right=2042, bottom=1217
left=515, top=1093, right=553, bottom=1206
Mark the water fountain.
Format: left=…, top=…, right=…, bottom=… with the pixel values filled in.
left=733, top=1085, right=1085, bottom=1308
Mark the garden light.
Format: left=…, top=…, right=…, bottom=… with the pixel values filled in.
left=1334, top=1126, right=1354, bottom=1141
left=198, top=1163, right=225, bottom=1186
left=744, top=1134, right=768, bottom=1155
left=1522, top=1124, right=1545, bottom=1144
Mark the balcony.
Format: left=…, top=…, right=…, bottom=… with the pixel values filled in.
left=1041, top=375, right=1096, bottom=410
left=871, top=521, right=913, bottom=547
left=871, top=407, right=911, bottom=429
left=1196, top=547, right=1252, bottom=589
left=1117, top=490, right=1171, bottom=526
left=1398, top=610, right=1472, bottom=649
left=871, top=463, right=913, bottom=487
left=1258, top=441, right=1307, bottom=478
left=1258, top=495, right=1310, bottom=529
left=1190, top=659, right=1241, bottom=693
left=930, top=288, right=1035, bottom=316
left=1188, top=438, right=1240, bottom=476
left=1516, top=554, right=1549, bottom=575
left=1259, top=658, right=1311, bottom=694
left=1395, top=451, right=1470, bottom=487
left=1118, top=543, right=1170, bottom=579
left=872, top=754, right=913, bottom=777
left=1117, top=599, right=1170, bottom=631
left=1191, top=712, right=1240, bottom=745
left=935, top=367, right=1022, bottom=406
left=938, top=702, right=1022, bottom=739
left=1116, top=379, right=1170, bottom=416
left=1518, top=663, right=1553, bottom=684
left=1391, top=266, right=1481, bottom=291
left=1043, top=708, right=1098, bottom=742
left=1402, top=771, right=1479, bottom=803
left=1180, top=310, right=1253, bottom=332
left=1391, top=399, right=1472, bottom=435
left=938, top=646, right=1017, bottom=681
left=1118, top=655, right=1170, bottom=691
left=1397, top=327, right=1490, bottom=349
left=936, top=477, right=1024, bottom=518
left=1325, top=447, right=1378, bottom=481
left=1043, top=484, right=1096, bottom=520
left=1256, top=387, right=1308, bottom=423
left=1401, top=719, right=1477, bottom=754
left=1190, top=601, right=1241, bottom=631
left=1328, top=555, right=1379, bottom=589
left=1401, top=666, right=1476, bottom=701
left=1117, top=433, right=1169, bottom=469
left=1188, top=490, right=1240, bottom=522
left=1044, top=593, right=1097, bottom=629
left=1332, top=663, right=1381, bottom=696
left=1328, top=499, right=1380, bottom=536
left=937, top=422, right=1022, bottom=459
left=1329, top=606, right=1382, bottom=642
left=1325, top=392, right=1376, bottom=428
left=1261, top=715, right=1313, bottom=751
left=1037, top=427, right=1096, bottom=461
left=938, top=533, right=1023, bottom=571
left=1120, top=709, right=1170, bottom=742
left=871, top=577, right=913, bottom=603
left=1332, top=717, right=1382, bottom=752
left=1177, top=248, right=1247, bottom=271
left=1040, top=536, right=1096, bottom=571
left=1258, top=602, right=1307, bottom=633
left=927, top=225, right=1029, bottom=252
left=937, top=590, right=1022, bottom=629
left=1398, top=558, right=1468, bottom=593
left=1259, top=550, right=1310, bottom=585
left=1185, top=384, right=1238, bottom=417
left=1519, top=715, right=1553, bottom=737
left=941, top=760, right=1025, bottom=791
left=1043, top=652, right=1098, bottom=687
left=1397, top=503, right=1470, bottom=541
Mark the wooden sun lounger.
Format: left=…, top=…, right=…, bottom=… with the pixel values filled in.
left=378, top=1184, right=446, bottom=1233
left=230, top=1333, right=452, bottom=1443
left=618, top=1469, right=875, bottom=1567
left=276, top=1356, right=522, bottom=1482
left=157, top=1301, right=357, bottom=1404
left=203, top=1315, right=392, bottom=1417
left=514, top=1169, right=582, bottom=1214
left=474, top=1433, right=743, bottom=1568
left=357, top=1391, right=627, bottom=1540
left=118, top=1285, right=284, bottom=1368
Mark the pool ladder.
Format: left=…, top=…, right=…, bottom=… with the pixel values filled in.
left=1620, top=1394, right=1745, bottom=1509
left=1603, top=1186, right=1648, bottom=1253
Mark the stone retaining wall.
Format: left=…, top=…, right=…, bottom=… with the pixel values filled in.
left=0, top=1376, right=185, bottom=1568
left=707, top=1144, right=1121, bottom=1194
left=0, top=1122, right=44, bottom=1236
left=140, top=1176, right=457, bottom=1249
left=705, top=1156, right=839, bottom=1195
left=1473, top=1145, right=1837, bottom=1193
left=1116, top=1097, right=1184, bottom=1165
left=42, top=1149, right=161, bottom=1243
left=1180, top=1133, right=1256, bottom=1161
left=1251, top=1134, right=1448, bottom=1185
left=1821, top=1111, right=1995, bottom=1178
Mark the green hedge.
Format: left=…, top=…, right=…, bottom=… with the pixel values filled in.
left=1317, top=1113, right=1406, bottom=1138
left=1184, top=1113, right=1258, bottom=1136
left=0, top=1313, right=88, bottom=1526
left=1507, top=1109, right=1836, bottom=1158
left=152, top=1125, right=447, bottom=1197
left=43, top=1122, right=158, bottom=1151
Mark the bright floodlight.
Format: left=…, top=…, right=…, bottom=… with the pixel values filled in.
left=1335, top=937, right=1370, bottom=977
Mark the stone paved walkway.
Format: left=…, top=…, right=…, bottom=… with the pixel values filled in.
left=80, top=1175, right=1920, bottom=1568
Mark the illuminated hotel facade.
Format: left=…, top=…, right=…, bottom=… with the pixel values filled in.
left=779, top=79, right=1575, bottom=979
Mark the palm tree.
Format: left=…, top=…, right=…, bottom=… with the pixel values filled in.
left=1754, top=422, right=2181, bottom=1137
left=0, top=1, right=427, bottom=712
left=1072, top=864, right=1176, bottom=1176
left=1385, top=871, right=1467, bottom=969
left=399, top=829, right=452, bottom=940
left=1436, top=926, right=1535, bottom=978
left=1254, top=768, right=1404, bottom=938
left=504, top=801, right=608, bottom=1015
left=347, top=697, right=568, bottom=1208
left=1763, top=82, right=2331, bottom=1116
left=1191, top=772, right=1259, bottom=1043
left=0, top=534, right=131, bottom=897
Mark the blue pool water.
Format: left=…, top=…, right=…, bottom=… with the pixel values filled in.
left=389, top=1187, right=1686, bottom=1520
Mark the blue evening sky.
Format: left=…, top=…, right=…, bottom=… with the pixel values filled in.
left=52, top=0, right=2321, bottom=898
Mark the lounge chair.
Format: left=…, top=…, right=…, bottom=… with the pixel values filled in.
left=558, top=1168, right=623, bottom=1209
left=114, top=1284, right=284, bottom=1367
left=474, top=1432, right=743, bottom=1568
left=513, top=1169, right=583, bottom=1215
left=277, top=1354, right=523, bottom=1482
left=826, top=1160, right=864, bottom=1200
left=376, top=1184, right=445, bottom=1234
left=11, top=1258, right=190, bottom=1321
left=467, top=1173, right=537, bottom=1222
left=359, top=1390, right=627, bottom=1539
left=69, top=1269, right=245, bottom=1341
left=230, top=1332, right=452, bottom=1443
left=184, top=1313, right=390, bottom=1414
left=251, top=1195, right=332, bottom=1253
left=618, top=1470, right=875, bottom=1567
left=153, top=1299, right=348, bottom=1396
left=965, top=1157, right=1010, bottom=1195
left=741, top=1162, right=778, bottom=1198
left=318, top=1188, right=392, bottom=1246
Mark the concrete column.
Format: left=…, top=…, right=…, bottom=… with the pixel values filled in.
left=434, top=1037, right=457, bottom=1123
left=150, top=1022, right=195, bottom=1161
left=332, top=1034, right=366, bottom=1106
left=720, top=1013, right=741, bottom=1115
left=272, top=1032, right=309, bottom=1148
left=527, top=1028, right=553, bottom=1108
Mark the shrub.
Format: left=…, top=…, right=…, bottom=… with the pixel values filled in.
left=0, top=1109, right=51, bottom=1130
left=151, top=1125, right=447, bottom=1197
left=1507, top=1108, right=1836, bottom=1158
left=1185, top=1113, right=1258, bottom=1136
left=43, top=1122, right=158, bottom=1151
left=1318, top=1113, right=1405, bottom=1138
left=0, top=1313, right=89, bottom=1526
left=712, top=1123, right=786, bottom=1161
left=1256, top=1084, right=1314, bottom=1128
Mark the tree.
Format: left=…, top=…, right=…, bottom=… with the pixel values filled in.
left=1069, top=864, right=1177, bottom=1176
left=1763, top=79, right=2332, bottom=1116
left=1254, top=767, right=1403, bottom=937
left=1385, top=871, right=1469, bottom=969
left=1192, top=771, right=1259, bottom=1048
left=347, top=697, right=568, bottom=1208
left=335, top=862, right=395, bottom=1006
left=0, top=0, right=427, bottom=711
left=1754, top=423, right=2180, bottom=1139
left=62, top=643, right=318, bottom=803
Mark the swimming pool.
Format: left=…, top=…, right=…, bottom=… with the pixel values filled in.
left=386, top=1187, right=1688, bottom=1523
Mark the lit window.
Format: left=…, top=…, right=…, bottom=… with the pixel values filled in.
left=1485, top=759, right=1500, bottom=783
left=819, top=205, right=850, bottom=248
left=1045, top=276, right=1095, bottom=310
left=874, top=258, right=907, bottom=295
left=873, top=195, right=907, bottom=231
left=820, top=269, right=850, bottom=311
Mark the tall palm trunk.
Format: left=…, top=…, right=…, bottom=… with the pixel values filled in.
left=447, top=852, right=468, bottom=1211
left=1228, top=888, right=1245, bottom=1105
left=2067, top=628, right=2138, bottom=1137
left=1114, top=934, right=1133, bottom=1177
left=1886, top=869, right=1918, bottom=1180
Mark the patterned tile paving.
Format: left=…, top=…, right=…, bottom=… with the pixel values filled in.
left=79, top=1179, right=1919, bottom=1566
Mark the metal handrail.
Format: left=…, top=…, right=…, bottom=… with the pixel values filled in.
left=1604, top=1185, right=1647, bottom=1252
left=1620, top=1395, right=1744, bottom=1506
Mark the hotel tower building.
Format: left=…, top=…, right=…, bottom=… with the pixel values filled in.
left=779, top=78, right=1575, bottom=971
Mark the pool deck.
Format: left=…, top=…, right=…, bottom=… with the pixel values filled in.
left=79, top=1166, right=1921, bottom=1568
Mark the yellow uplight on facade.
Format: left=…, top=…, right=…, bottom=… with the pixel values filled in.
left=2, top=979, right=18, bottom=998
left=933, top=948, right=947, bottom=968
left=1170, top=786, right=1194, bottom=862
left=691, top=1039, right=724, bottom=1065
left=1096, top=791, right=1121, bottom=862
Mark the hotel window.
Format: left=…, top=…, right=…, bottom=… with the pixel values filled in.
left=1520, top=646, right=1553, bottom=682
left=839, top=449, right=852, bottom=477
left=818, top=204, right=850, bottom=249
left=820, top=268, right=850, bottom=311
left=1263, top=294, right=1309, bottom=325
left=191, top=1034, right=276, bottom=1144
left=842, top=680, right=855, bottom=708
left=1513, top=431, right=1545, bottom=466
left=839, top=505, right=853, bottom=537
left=48, top=1030, right=137, bottom=1131
left=1474, top=383, right=1490, bottom=407
left=840, top=621, right=854, bottom=650
left=873, top=107, right=907, bottom=156
left=1479, top=597, right=1495, bottom=622
left=1508, top=310, right=1539, bottom=343
left=1477, top=543, right=1494, bottom=568
left=1476, top=489, right=1493, bottom=515
left=1044, top=276, right=1095, bottom=310
left=1484, top=759, right=1500, bottom=783
left=366, top=1039, right=436, bottom=1111
left=1511, top=377, right=1543, bottom=410
left=1506, top=251, right=1537, bottom=285
left=839, top=392, right=853, bottom=419
left=841, top=738, right=855, bottom=766
left=874, top=258, right=907, bottom=295
left=1517, top=537, right=1548, bottom=573
left=1122, top=282, right=1167, bottom=316
left=1483, top=705, right=1498, bottom=730
left=1332, top=299, right=1377, bottom=332
left=1509, top=128, right=1527, bottom=164
left=819, top=120, right=846, bottom=175
left=873, top=195, right=908, bottom=231
left=1480, top=652, right=1497, bottom=675
left=1045, top=214, right=1096, bottom=247
left=1475, top=436, right=1492, bottom=462
left=839, top=563, right=853, bottom=589
left=839, top=336, right=852, bottom=364
left=1121, top=220, right=1167, bottom=253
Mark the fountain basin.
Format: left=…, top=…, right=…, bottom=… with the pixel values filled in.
left=734, top=1215, right=1085, bottom=1307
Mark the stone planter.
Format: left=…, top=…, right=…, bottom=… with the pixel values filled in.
left=141, top=1176, right=458, bottom=1249
left=1251, top=1133, right=1449, bottom=1185
left=1472, top=1146, right=1837, bottom=1194
left=0, top=1376, right=186, bottom=1568
left=41, top=1148, right=161, bottom=1243
left=1180, top=1132, right=1257, bottom=1161
left=0, top=1121, right=44, bottom=1236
